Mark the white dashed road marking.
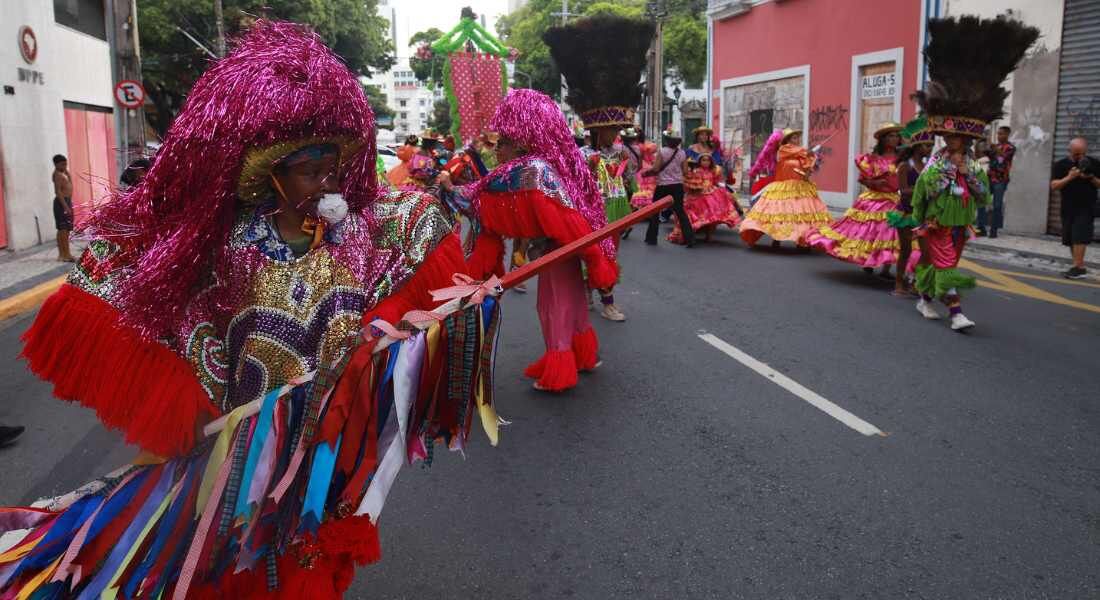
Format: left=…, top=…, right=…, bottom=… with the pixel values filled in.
left=698, top=332, right=886, bottom=437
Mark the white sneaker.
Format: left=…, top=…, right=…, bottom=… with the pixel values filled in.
left=916, top=299, right=940, bottom=320
left=950, top=313, right=975, bottom=332
left=600, top=304, right=626, bottom=322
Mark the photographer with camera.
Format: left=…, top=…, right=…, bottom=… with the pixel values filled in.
left=1051, top=137, right=1100, bottom=279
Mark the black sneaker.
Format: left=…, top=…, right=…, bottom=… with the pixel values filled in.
left=0, top=425, right=25, bottom=446
left=988, top=229, right=998, bottom=238
left=975, top=228, right=987, bottom=237
left=1064, top=267, right=1088, bottom=280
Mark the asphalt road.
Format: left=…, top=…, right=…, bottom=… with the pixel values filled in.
left=2, top=225, right=1099, bottom=599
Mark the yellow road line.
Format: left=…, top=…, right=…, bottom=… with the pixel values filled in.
left=0, top=276, right=65, bottom=322
left=988, top=269, right=1100, bottom=289
left=960, top=259, right=1100, bottom=315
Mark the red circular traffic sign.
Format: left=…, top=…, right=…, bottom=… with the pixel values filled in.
left=18, top=26, right=37, bottom=64
left=114, top=80, right=146, bottom=109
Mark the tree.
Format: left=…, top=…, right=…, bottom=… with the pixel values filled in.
left=137, top=0, right=395, bottom=136
left=428, top=98, right=452, bottom=135
left=408, top=27, right=447, bottom=88
left=363, top=83, right=395, bottom=127
left=663, top=13, right=706, bottom=88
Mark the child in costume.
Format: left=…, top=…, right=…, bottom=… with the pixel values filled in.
left=440, top=88, right=618, bottom=392
left=888, top=116, right=935, bottom=296
left=670, top=154, right=741, bottom=244
left=910, top=15, right=1038, bottom=331
left=804, top=122, right=918, bottom=277
left=1, top=23, right=502, bottom=599
left=543, top=15, right=653, bottom=323
left=739, top=128, right=832, bottom=248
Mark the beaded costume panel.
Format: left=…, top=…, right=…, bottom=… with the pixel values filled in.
left=68, top=190, right=453, bottom=414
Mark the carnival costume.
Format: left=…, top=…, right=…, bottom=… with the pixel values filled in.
left=669, top=160, right=741, bottom=244
left=544, top=15, right=652, bottom=323
left=804, top=122, right=918, bottom=270
left=686, top=126, right=723, bottom=165
left=629, top=139, right=659, bottom=209
left=910, top=15, right=1038, bottom=330
left=450, top=89, right=618, bottom=392
left=739, top=129, right=832, bottom=246
left=887, top=116, right=936, bottom=232
left=385, top=139, right=417, bottom=188
left=0, top=23, right=504, bottom=599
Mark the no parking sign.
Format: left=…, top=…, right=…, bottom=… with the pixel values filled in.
left=114, top=80, right=146, bottom=109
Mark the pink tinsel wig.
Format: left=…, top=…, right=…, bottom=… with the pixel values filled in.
left=486, top=89, right=612, bottom=258
left=86, top=21, right=378, bottom=339
left=748, top=129, right=784, bottom=180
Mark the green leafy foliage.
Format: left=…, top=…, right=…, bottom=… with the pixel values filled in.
left=137, top=0, right=395, bottom=136
left=409, top=27, right=447, bottom=87
left=663, top=13, right=706, bottom=88
left=428, top=98, right=453, bottom=134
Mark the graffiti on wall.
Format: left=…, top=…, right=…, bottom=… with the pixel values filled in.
left=808, top=104, right=848, bottom=157
left=1064, top=95, right=1100, bottom=144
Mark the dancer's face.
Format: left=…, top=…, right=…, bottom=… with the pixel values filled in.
left=883, top=132, right=901, bottom=150
left=945, top=135, right=968, bottom=153
left=788, top=133, right=802, bottom=146
left=272, top=152, right=341, bottom=223
left=494, top=136, right=527, bottom=163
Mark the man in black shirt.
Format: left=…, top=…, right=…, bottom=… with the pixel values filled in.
left=1051, top=137, right=1100, bottom=279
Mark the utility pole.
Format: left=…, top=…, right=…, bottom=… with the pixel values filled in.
left=107, top=0, right=147, bottom=172
left=645, top=0, right=667, bottom=136
left=213, top=0, right=227, bottom=57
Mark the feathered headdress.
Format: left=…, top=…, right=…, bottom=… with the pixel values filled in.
left=86, top=21, right=379, bottom=339
left=543, top=15, right=654, bottom=129
left=912, top=15, right=1039, bottom=138
left=900, top=115, right=934, bottom=146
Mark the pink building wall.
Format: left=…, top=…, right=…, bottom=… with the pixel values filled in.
left=710, top=0, right=924, bottom=203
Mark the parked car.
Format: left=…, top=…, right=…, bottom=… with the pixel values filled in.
left=377, top=145, right=401, bottom=172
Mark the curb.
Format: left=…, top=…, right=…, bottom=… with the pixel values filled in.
left=0, top=276, right=65, bottom=322
left=967, top=241, right=1100, bottom=270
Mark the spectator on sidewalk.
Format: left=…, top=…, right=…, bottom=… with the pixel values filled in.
left=1051, top=137, right=1100, bottom=279
left=978, top=126, right=1016, bottom=238
left=51, top=154, right=75, bottom=262
left=0, top=424, right=24, bottom=447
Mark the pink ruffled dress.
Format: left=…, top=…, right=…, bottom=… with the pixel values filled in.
left=803, top=152, right=919, bottom=270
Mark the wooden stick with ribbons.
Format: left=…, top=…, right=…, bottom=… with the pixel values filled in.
left=201, top=196, right=672, bottom=438
left=501, top=195, right=672, bottom=289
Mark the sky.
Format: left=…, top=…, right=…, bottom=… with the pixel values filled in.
left=380, top=0, right=511, bottom=60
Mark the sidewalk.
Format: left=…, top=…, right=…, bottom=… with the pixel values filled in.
left=0, top=241, right=84, bottom=321
left=967, top=232, right=1100, bottom=270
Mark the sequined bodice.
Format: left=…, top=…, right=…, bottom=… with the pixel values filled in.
left=70, top=190, right=452, bottom=413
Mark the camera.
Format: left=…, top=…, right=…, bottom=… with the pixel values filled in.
left=1074, top=156, right=1095, bottom=177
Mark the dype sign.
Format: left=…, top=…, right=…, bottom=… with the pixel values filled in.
left=114, top=79, right=146, bottom=109
left=861, top=73, right=896, bottom=100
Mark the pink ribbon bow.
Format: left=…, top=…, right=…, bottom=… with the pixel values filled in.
left=430, top=273, right=503, bottom=305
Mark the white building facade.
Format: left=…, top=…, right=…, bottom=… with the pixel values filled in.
left=1, top=0, right=118, bottom=251
left=363, top=58, right=443, bottom=145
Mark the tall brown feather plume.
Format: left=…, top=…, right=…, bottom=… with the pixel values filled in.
left=542, top=16, right=655, bottom=116
left=912, top=15, right=1040, bottom=122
